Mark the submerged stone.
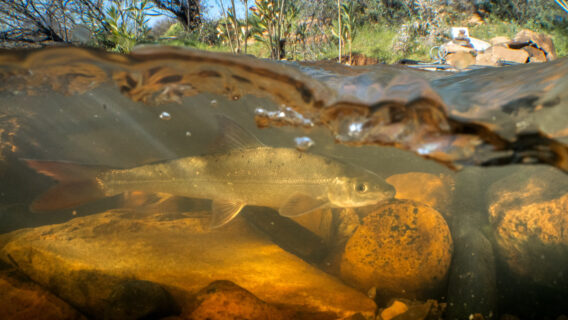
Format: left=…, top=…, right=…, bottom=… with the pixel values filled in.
left=188, top=280, right=288, bottom=320
left=488, top=166, right=568, bottom=288
left=386, top=172, right=454, bottom=216
left=104, top=279, right=180, bottom=320
left=377, top=299, right=444, bottom=320
left=340, top=200, right=453, bottom=301
left=0, top=266, right=85, bottom=320
left=0, top=210, right=376, bottom=319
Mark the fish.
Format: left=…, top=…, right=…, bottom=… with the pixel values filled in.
left=24, top=116, right=395, bottom=228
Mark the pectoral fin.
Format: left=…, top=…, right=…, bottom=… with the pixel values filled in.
left=279, top=193, right=329, bottom=217
left=210, top=199, right=246, bottom=228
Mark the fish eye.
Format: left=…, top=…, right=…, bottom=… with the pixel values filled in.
left=356, top=183, right=368, bottom=193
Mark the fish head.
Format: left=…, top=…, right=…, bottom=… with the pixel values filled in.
left=327, top=168, right=395, bottom=208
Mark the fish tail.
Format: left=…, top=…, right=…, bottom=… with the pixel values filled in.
left=24, top=159, right=109, bottom=212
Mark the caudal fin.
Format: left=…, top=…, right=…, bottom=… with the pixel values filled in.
left=24, top=160, right=108, bottom=212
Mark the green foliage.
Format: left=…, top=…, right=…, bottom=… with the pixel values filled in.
left=99, top=0, right=154, bottom=53
left=82, top=0, right=568, bottom=63
left=468, top=18, right=523, bottom=40
left=164, top=23, right=186, bottom=38
left=249, top=0, right=298, bottom=59
left=478, top=0, right=568, bottom=30
left=331, top=1, right=360, bottom=63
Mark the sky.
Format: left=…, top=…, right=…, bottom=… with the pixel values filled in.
left=202, top=0, right=248, bottom=20
left=150, top=0, right=249, bottom=26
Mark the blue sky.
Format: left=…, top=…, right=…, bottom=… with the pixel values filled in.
left=150, top=0, right=248, bottom=25
left=202, top=0, right=248, bottom=20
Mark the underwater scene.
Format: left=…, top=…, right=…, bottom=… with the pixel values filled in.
left=0, top=46, right=567, bottom=320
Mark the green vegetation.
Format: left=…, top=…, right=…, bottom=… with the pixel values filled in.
left=162, top=0, right=568, bottom=63
left=1, top=0, right=567, bottom=63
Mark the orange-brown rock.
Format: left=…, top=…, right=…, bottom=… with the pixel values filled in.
left=444, top=42, right=475, bottom=54
left=0, top=268, right=85, bottom=320
left=378, top=299, right=445, bottom=320
left=476, top=46, right=529, bottom=66
left=487, top=166, right=568, bottom=288
left=522, top=46, right=547, bottom=63
left=188, top=280, right=289, bottom=320
left=446, top=52, right=476, bottom=70
left=0, top=210, right=377, bottom=319
left=489, top=36, right=511, bottom=47
left=386, top=172, right=454, bottom=216
left=379, top=300, right=408, bottom=320
left=340, top=53, right=380, bottom=66
left=467, top=12, right=484, bottom=26
left=340, top=200, right=453, bottom=300
left=513, top=29, right=556, bottom=60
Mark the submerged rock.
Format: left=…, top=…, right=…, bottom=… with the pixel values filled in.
left=386, top=172, right=454, bottom=216
left=188, top=280, right=288, bottom=320
left=104, top=279, right=180, bottom=320
left=487, top=166, right=568, bottom=288
left=446, top=167, right=497, bottom=320
left=0, top=265, right=85, bottom=320
left=377, top=299, right=445, bottom=320
left=0, top=210, right=376, bottom=319
left=241, top=207, right=328, bottom=264
left=339, top=200, right=453, bottom=301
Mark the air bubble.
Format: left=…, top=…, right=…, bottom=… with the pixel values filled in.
left=254, top=106, right=313, bottom=127
left=294, top=136, right=315, bottom=151
left=348, top=122, right=364, bottom=136
left=159, top=111, right=171, bottom=120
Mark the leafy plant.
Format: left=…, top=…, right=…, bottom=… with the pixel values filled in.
left=331, top=1, right=359, bottom=64
left=249, top=0, right=297, bottom=59
left=102, top=0, right=154, bottom=52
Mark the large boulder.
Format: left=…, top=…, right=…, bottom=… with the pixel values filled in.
left=513, top=29, right=556, bottom=61
left=476, top=46, right=529, bottom=66
left=487, top=166, right=568, bottom=288
left=188, top=280, right=289, bottom=320
left=0, top=210, right=377, bottom=319
left=0, top=267, right=85, bottom=320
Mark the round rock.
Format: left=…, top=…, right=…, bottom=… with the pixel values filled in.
left=487, top=166, right=568, bottom=288
left=189, top=280, right=287, bottom=320
left=340, top=200, right=453, bottom=300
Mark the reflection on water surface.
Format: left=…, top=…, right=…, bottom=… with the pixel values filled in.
left=0, top=47, right=567, bottom=319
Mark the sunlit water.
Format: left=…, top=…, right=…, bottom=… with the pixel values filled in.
left=0, top=46, right=567, bottom=319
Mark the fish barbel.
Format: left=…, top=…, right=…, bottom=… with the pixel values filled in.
left=24, top=116, right=395, bottom=227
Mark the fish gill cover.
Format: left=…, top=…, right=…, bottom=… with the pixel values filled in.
left=1, top=46, right=567, bottom=173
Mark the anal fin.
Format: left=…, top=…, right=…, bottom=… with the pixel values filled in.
left=210, top=199, right=246, bottom=228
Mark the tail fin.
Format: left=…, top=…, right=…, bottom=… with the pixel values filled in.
left=24, top=160, right=109, bottom=212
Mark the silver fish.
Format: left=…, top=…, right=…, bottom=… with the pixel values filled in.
left=25, top=116, right=395, bottom=227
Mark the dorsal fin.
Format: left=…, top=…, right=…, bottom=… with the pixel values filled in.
left=210, top=115, right=264, bottom=153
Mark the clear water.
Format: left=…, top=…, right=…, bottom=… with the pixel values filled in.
left=0, top=46, right=567, bottom=319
